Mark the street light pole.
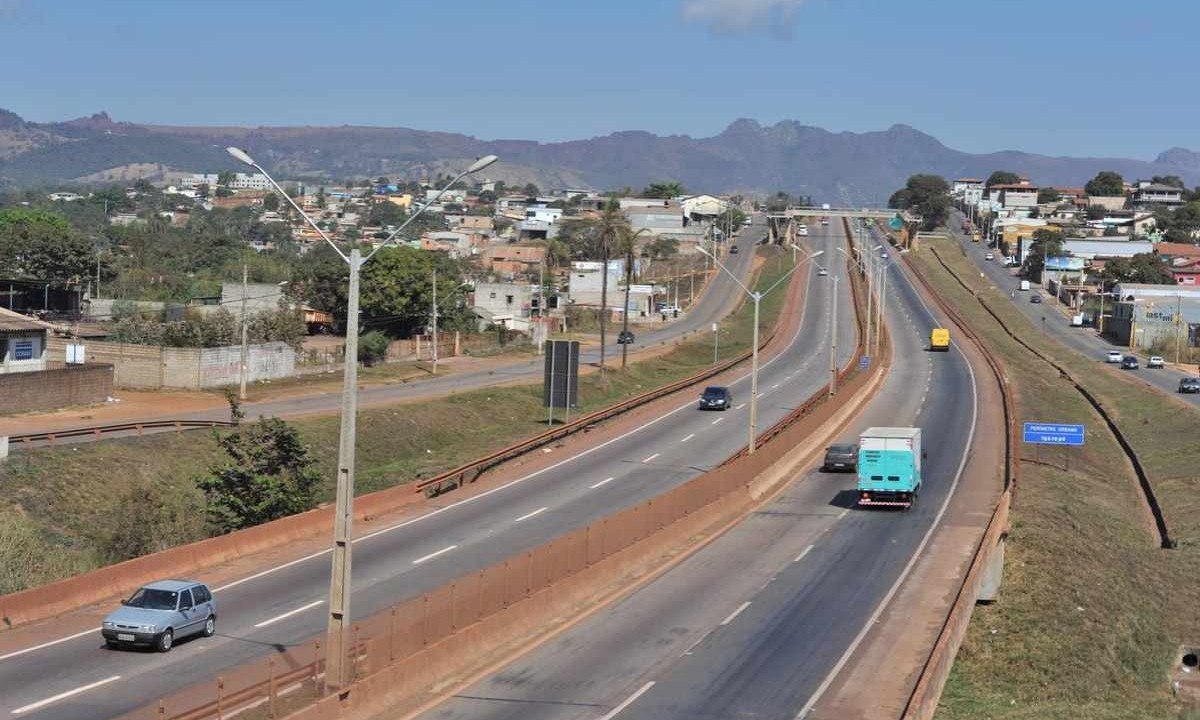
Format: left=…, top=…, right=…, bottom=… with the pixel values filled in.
left=239, top=263, right=249, bottom=401
left=225, top=146, right=497, bottom=692
left=431, top=268, right=439, bottom=375
left=829, top=274, right=839, bottom=396
left=699, top=244, right=822, bottom=454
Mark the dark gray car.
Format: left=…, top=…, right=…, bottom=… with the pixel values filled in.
left=1179, top=377, right=1200, bottom=394
left=102, top=579, right=216, bottom=652
left=822, top=443, right=859, bottom=472
left=698, top=386, right=732, bottom=410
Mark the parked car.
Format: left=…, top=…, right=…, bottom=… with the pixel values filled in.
left=1105, top=351, right=1123, bottom=363
left=698, top=386, right=732, bottom=411
left=102, top=580, right=216, bottom=652
left=1147, top=356, right=1164, bottom=368
left=1179, top=377, right=1200, bottom=394
left=822, top=443, right=859, bottom=472
left=1030, top=294, right=1042, bottom=304
left=984, top=252, right=994, bottom=261
left=729, top=245, right=739, bottom=254
left=1121, top=355, right=1139, bottom=369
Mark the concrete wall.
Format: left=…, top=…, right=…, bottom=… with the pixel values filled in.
left=45, top=338, right=295, bottom=390
left=0, top=363, right=113, bottom=413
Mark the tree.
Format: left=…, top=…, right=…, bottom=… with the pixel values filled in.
left=593, top=198, right=630, bottom=371
left=1085, top=171, right=1125, bottom=197
left=0, top=207, right=94, bottom=281
left=1022, top=228, right=1064, bottom=279
left=358, top=246, right=473, bottom=337
left=1037, top=187, right=1060, bottom=204
left=357, top=330, right=390, bottom=366
left=91, top=481, right=207, bottom=563
left=1163, top=201, right=1200, bottom=242
left=1151, top=175, right=1186, bottom=189
left=985, top=171, right=1021, bottom=188
left=1102, top=253, right=1174, bottom=284
left=889, top=174, right=950, bottom=230
left=197, top=417, right=321, bottom=533
left=217, top=171, right=236, bottom=188
left=262, top=193, right=280, bottom=212
left=642, top=181, right=684, bottom=199
left=522, top=183, right=540, bottom=197
left=1086, top=204, right=1108, bottom=220
left=644, top=235, right=679, bottom=259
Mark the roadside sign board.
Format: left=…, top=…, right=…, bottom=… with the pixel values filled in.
left=859, top=355, right=870, bottom=369
left=1022, top=422, right=1085, bottom=446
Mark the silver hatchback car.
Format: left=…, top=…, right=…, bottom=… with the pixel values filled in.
left=102, top=579, right=216, bottom=652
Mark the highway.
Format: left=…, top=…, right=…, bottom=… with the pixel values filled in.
left=6, top=222, right=760, bottom=445
left=0, top=222, right=854, bottom=720
left=416, top=228, right=980, bottom=720
left=948, top=209, right=1200, bottom=406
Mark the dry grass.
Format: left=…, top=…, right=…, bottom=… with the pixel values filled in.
left=909, top=238, right=1200, bottom=719
left=0, top=248, right=793, bottom=593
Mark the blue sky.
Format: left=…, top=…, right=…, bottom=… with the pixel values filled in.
left=1, top=0, right=1195, bottom=159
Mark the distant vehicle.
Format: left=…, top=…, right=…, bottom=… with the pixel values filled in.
left=971, top=232, right=981, bottom=242
left=929, top=327, right=951, bottom=351
left=817, top=268, right=829, bottom=276
left=1147, top=356, right=1164, bottom=369
left=820, top=218, right=829, bottom=225
left=617, top=329, right=635, bottom=345
left=1179, top=377, right=1200, bottom=394
left=730, top=245, right=739, bottom=254
left=698, top=386, right=732, bottom=410
left=741, top=218, right=752, bottom=226
left=1019, top=280, right=1031, bottom=291
left=856, top=427, right=923, bottom=509
left=821, top=203, right=831, bottom=210
left=1105, top=351, right=1123, bottom=364
left=102, top=580, right=216, bottom=652
left=660, top=305, right=683, bottom=317
left=1121, top=355, right=1139, bottom=369
left=880, top=250, right=889, bottom=259
left=1030, top=294, right=1042, bottom=304
left=798, top=225, right=809, bottom=236
left=984, top=252, right=995, bottom=261
left=822, top=443, right=859, bottom=472
left=1071, top=314, right=1085, bottom=327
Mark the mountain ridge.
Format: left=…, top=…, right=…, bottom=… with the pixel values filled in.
left=1, top=108, right=1197, bottom=203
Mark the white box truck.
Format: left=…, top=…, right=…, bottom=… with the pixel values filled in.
left=1019, top=280, right=1030, bottom=291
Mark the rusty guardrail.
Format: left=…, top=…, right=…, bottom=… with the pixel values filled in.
left=8, top=419, right=236, bottom=447
left=113, top=221, right=883, bottom=720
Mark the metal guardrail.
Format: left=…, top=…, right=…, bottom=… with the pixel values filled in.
left=8, top=419, right=235, bottom=447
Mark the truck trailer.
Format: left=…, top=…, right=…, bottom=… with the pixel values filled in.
left=856, top=427, right=923, bottom=509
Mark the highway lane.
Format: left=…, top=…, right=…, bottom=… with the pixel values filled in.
left=416, top=236, right=979, bottom=720
left=0, top=223, right=854, bottom=720
left=949, top=209, right=1200, bottom=405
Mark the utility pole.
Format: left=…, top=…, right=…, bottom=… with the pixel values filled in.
left=749, top=292, right=761, bottom=453
left=431, top=268, right=439, bottom=375
left=239, top=264, right=249, bottom=400
left=537, top=260, right=545, bottom=355
left=1176, top=294, right=1183, bottom=365
left=621, top=253, right=633, bottom=369
left=713, top=322, right=719, bottom=364
left=829, top=274, right=839, bottom=396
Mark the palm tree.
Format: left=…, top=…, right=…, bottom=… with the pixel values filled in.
left=595, top=197, right=630, bottom=372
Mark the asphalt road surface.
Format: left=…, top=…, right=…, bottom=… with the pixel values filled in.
left=12, top=222, right=763, bottom=445
left=0, top=223, right=854, bottom=720
left=414, top=235, right=980, bottom=719
left=948, top=209, right=1200, bottom=405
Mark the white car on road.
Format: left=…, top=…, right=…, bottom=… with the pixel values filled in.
left=984, top=252, right=994, bottom=261
left=1105, top=351, right=1123, bottom=364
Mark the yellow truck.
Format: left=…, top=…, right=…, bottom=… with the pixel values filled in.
left=930, top=327, right=951, bottom=351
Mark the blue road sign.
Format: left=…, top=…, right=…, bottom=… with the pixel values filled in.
left=859, top=355, right=870, bottom=369
left=1022, top=422, right=1085, bottom=446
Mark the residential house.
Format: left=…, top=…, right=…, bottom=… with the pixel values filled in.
left=0, top=307, right=49, bottom=374
left=994, top=184, right=1039, bottom=210
left=1061, top=238, right=1153, bottom=260
left=625, top=204, right=684, bottom=233
left=568, top=260, right=631, bottom=308
left=1130, top=182, right=1185, bottom=211
left=525, top=204, right=563, bottom=224
left=422, top=231, right=473, bottom=258
left=951, top=179, right=984, bottom=206
left=472, top=282, right=537, bottom=331
left=460, top=216, right=495, bottom=233
left=679, top=194, right=727, bottom=219
left=48, top=191, right=85, bottom=202
left=109, top=212, right=144, bottom=226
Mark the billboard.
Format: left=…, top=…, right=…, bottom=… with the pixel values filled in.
left=1044, top=255, right=1085, bottom=271
left=543, top=340, right=580, bottom=410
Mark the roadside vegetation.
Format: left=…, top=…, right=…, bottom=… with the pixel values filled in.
left=0, top=247, right=794, bottom=595
left=908, top=235, right=1200, bottom=719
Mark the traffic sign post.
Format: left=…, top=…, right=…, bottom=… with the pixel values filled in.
left=1022, top=422, right=1085, bottom=470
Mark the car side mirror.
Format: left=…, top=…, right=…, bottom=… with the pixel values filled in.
left=120, top=599, right=129, bottom=606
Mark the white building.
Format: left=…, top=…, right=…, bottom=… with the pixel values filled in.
left=0, top=308, right=49, bottom=374
left=48, top=191, right=85, bottom=202
left=524, top=204, right=563, bottom=224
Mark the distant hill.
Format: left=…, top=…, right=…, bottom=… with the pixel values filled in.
left=1, top=109, right=1197, bottom=204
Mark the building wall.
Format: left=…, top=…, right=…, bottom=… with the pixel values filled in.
left=46, top=338, right=295, bottom=390
left=0, top=364, right=113, bottom=414
left=0, top=332, right=47, bottom=374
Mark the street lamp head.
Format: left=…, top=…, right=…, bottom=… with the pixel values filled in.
left=810, top=250, right=825, bottom=259
left=467, top=154, right=499, bottom=174
left=226, top=146, right=256, bottom=166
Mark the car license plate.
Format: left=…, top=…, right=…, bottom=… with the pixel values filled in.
left=117, top=633, right=135, bottom=641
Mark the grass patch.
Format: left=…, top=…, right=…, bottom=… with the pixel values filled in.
left=0, top=248, right=794, bottom=593
left=908, top=237, right=1200, bottom=719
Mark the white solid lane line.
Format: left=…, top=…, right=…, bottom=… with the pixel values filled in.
left=680, top=434, right=695, bottom=443
left=794, top=545, right=814, bottom=563
left=711, top=417, right=724, bottom=425
left=412, top=545, right=458, bottom=565
left=254, top=600, right=324, bottom=629
left=514, top=507, right=549, bottom=523
left=641, top=453, right=660, bottom=463
left=0, top=628, right=99, bottom=663
left=719, top=601, right=752, bottom=626
left=589, top=477, right=615, bottom=489
left=598, top=681, right=656, bottom=720
left=12, top=675, right=121, bottom=715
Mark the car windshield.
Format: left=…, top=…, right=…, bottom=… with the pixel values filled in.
left=703, top=387, right=726, bottom=397
left=126, top=588, right=178, bottom=610
left=829, top=445, right=855, bottom=454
